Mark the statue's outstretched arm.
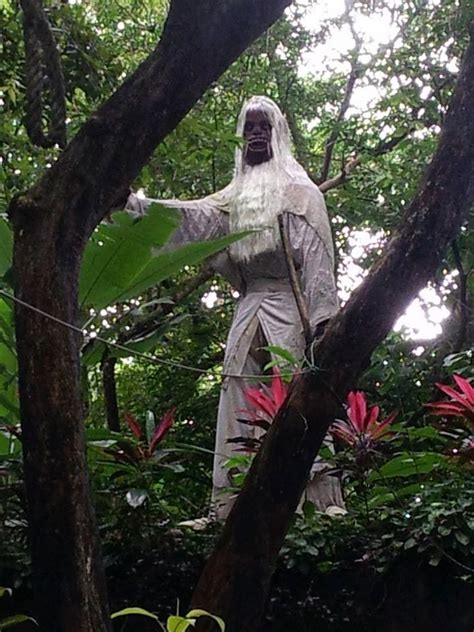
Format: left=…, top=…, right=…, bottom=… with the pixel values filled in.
left=125, top=190, right=226, bottom=247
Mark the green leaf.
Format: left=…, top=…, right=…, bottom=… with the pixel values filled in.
left=185, top=610, right=225, bottom=632
left=109, top=231, right=250, bottom=307
left=0, top=297, right=19, bottom=421
left=167, top=610, right=225, bottom=632
left=262, top=345, right=299, bottom=367
left=111, top=606, right=160, bottom=622
left=454, top=531, right=469, bottom=546
left=0, top=614, right=38, bottom=628
left=375, top=452, right=446, bottom=479
left=167, top=616, right=193, bottom=632
left=0, top=393, right=19, bottom=417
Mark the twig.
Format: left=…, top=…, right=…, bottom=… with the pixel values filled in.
left=319, top=18, right=362, bottom=182
left=319, top=155, right=361, bottom=193
left=278, top=214, right=312, bottom=345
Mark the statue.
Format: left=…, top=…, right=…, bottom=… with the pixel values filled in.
left=127, top=96, right=344, bottom=519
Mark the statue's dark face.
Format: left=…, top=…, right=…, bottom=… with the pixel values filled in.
left=243, top=108, right=272, bottom=166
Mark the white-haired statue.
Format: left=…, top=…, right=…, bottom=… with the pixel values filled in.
left=127, top=96, right=344, bottom=519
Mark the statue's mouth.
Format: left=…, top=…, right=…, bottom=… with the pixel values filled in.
left=248, top=139, right=269, bottom=152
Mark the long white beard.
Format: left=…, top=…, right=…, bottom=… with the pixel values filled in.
left=229, top=160, right=288, bottom=262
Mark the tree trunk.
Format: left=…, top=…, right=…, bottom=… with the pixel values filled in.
left=13, top=232, right=111, bottom=631
left=191, top=29, right=474, bottom=632
left=9, top=1, right=291, bottom=629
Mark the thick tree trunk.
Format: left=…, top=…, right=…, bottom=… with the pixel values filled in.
left=9, top=1, right=291, bottom=630
left=191, top=30, right=474, bottom=632
left=13, top=236, right=111, bottom=631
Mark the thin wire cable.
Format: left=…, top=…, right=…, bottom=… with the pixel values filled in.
left=0, top=288, right=308, bottom=381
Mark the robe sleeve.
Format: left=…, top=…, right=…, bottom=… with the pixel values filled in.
left=126, top=191, right=226, bottom=246
left=287, top=212, right=340, bottom=332
left=166, top=203, right=226, bottom=247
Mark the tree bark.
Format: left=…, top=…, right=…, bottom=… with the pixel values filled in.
left=9, top=1, right=291, bottom=630
left=191, top=29, right=474, bottom=632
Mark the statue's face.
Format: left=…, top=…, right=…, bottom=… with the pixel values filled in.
left=243, top=108, right=272, bottom=166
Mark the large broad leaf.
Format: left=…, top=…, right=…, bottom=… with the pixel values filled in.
left=80, top=206, right=180, bottom=310
left=0, top=218, right=12, bottom=278
left=80, top=206, right=249, bottom=311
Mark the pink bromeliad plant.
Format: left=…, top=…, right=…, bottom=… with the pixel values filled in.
left=331, top=390, right=396, bottom=465
left=425, top=374, right=474, bottom=464
left=425, top=374, right=474, bottom=428
left=330, top=390, right=397, bottom=524
left=230, top=368, right=288, bottom=452
left=240, top=368, right=288, bottom=429
left=119, top=408, right=175, bottom=462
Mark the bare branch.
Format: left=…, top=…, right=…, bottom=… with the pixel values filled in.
left=319, top=18, right=362, bottom=182
left=319, top=129, right=412, bottom=193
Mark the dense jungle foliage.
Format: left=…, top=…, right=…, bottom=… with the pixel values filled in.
left=0, top=0, right=473, bottom=630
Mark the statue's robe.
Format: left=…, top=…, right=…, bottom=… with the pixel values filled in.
left=131, top=179, right=343, bottom=518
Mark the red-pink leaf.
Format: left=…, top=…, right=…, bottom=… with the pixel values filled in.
left=435, top=383, right=472, bottom=408
left=244, top=388, right=277, bottom=418
left=149, top=407, right=175, bottom=453
left=330, top=420, right=357, bottom=446
left=370, top=416, right=396, bottom=440
left=270, top=368, right=287, bottom=411
left=125, top=413, right=143, bottom=440
left=425, top=402, right=469, bottom=416
left=453, top=374, right=474, bottom=405
left=365, top=405, right=380, bottom=429
left=347, top=391, right=368, bottom=432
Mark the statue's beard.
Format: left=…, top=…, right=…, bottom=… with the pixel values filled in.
left=229, top=160, right=287, bottom=262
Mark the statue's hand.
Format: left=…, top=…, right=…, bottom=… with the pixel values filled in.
left=125, top=190, right=151, bottom=217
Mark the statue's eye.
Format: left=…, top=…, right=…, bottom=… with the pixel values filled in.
left=244, top=122, right=254, bottom=133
